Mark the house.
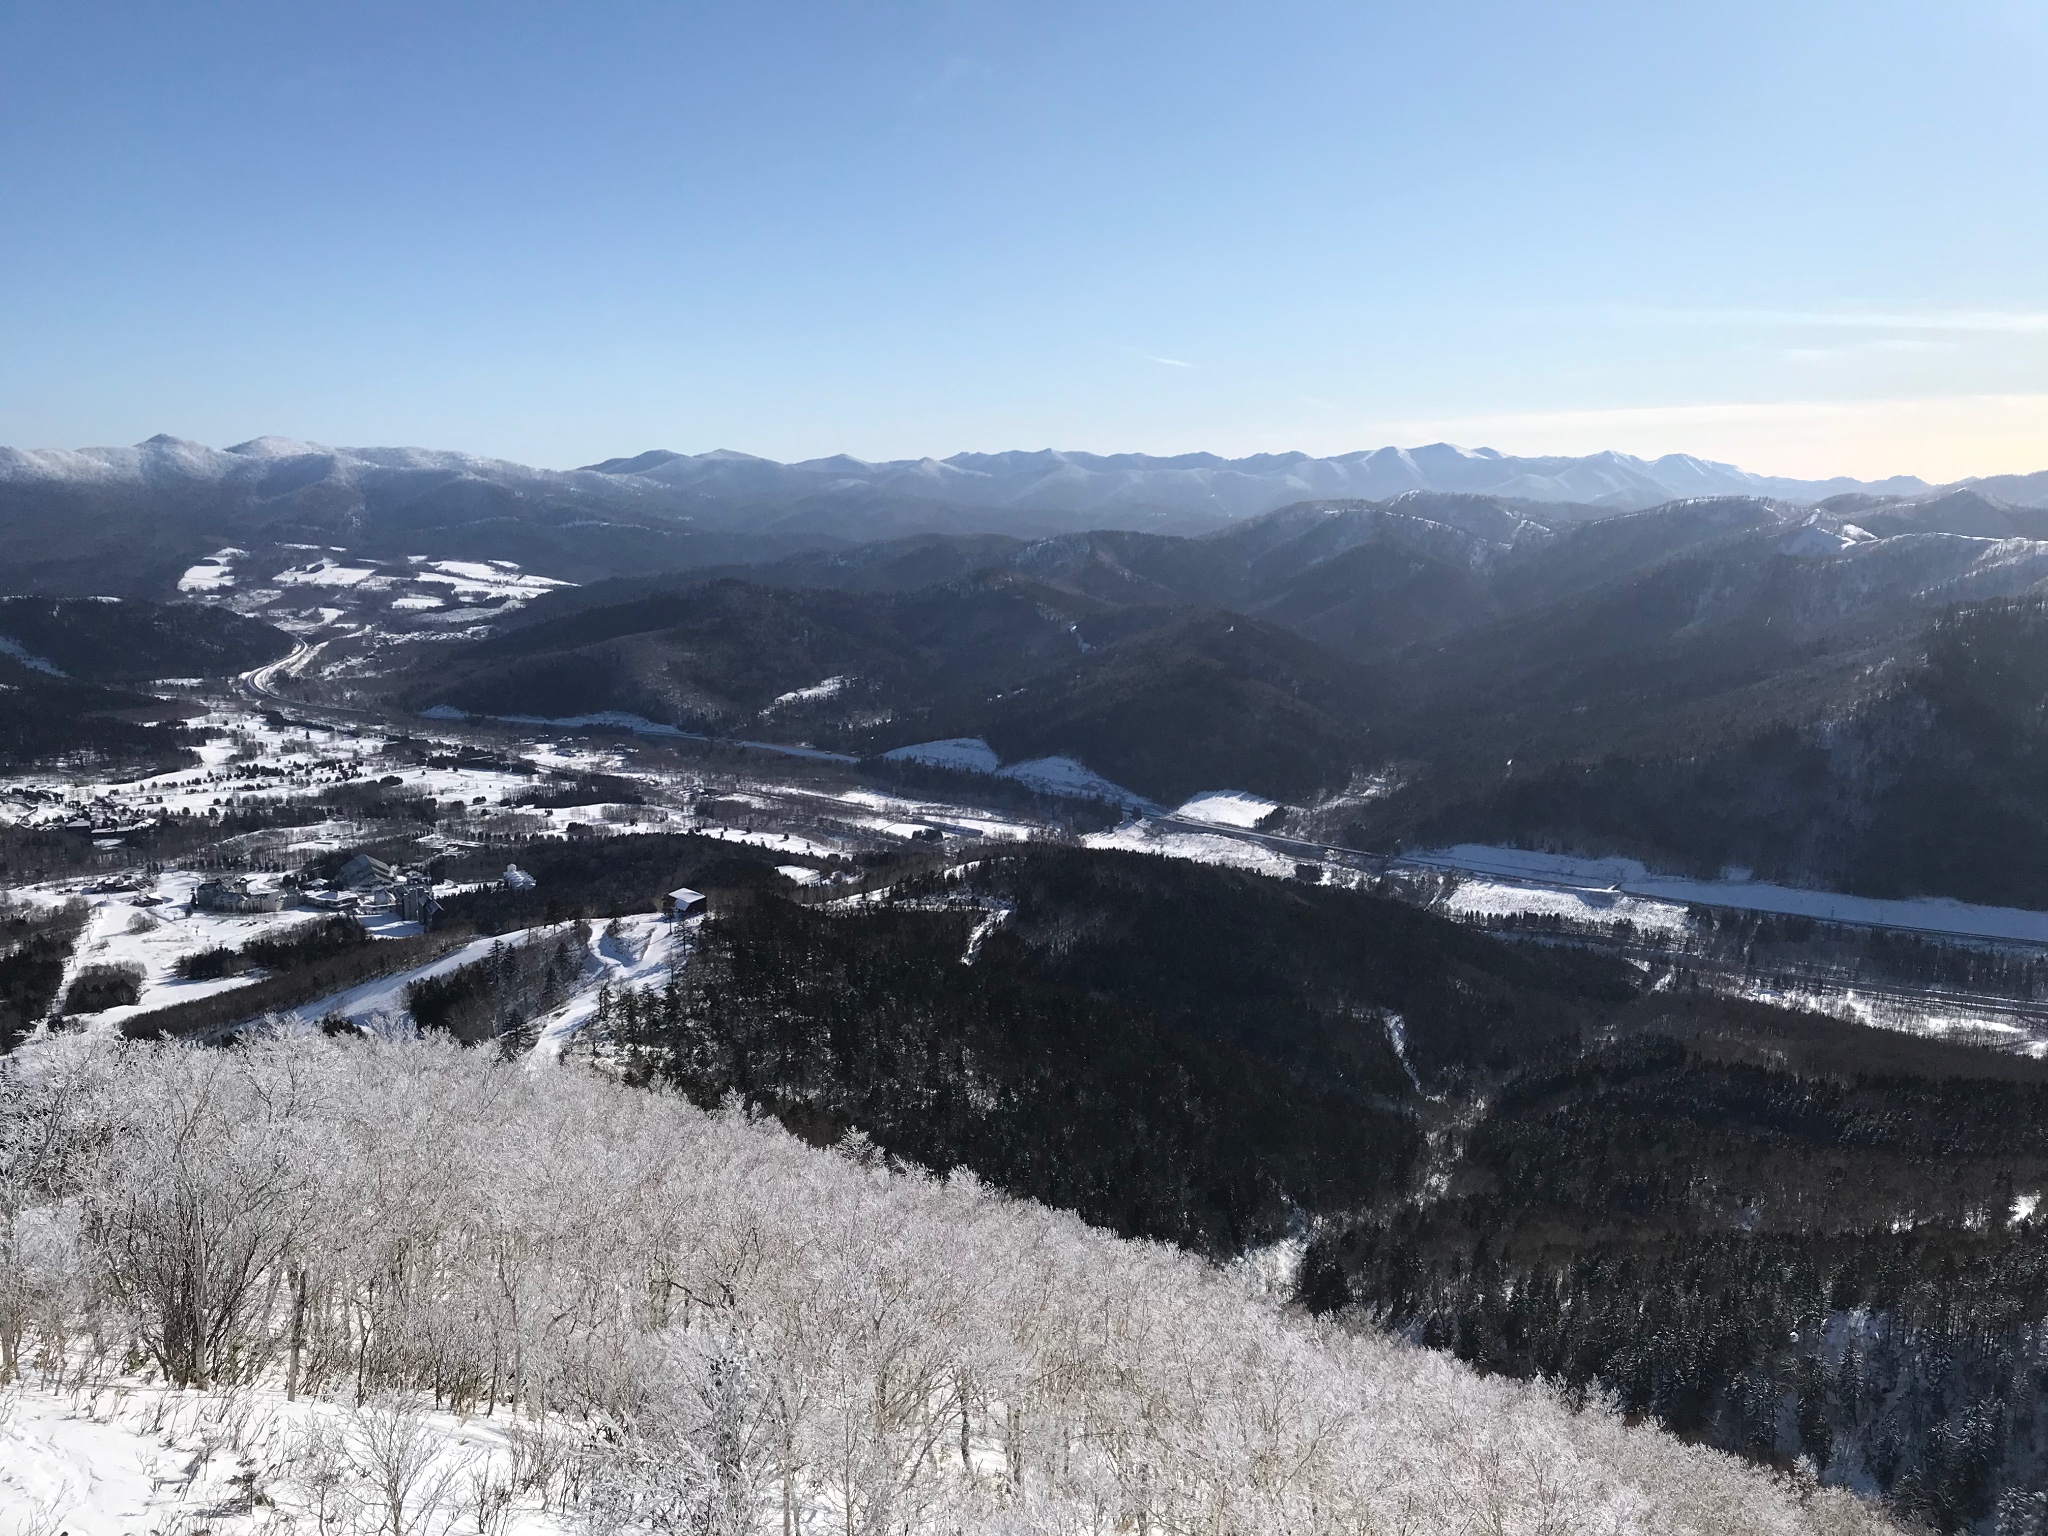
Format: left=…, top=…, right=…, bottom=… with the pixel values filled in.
left=194, top=877, right=288, bottom=914
left=306, top=855, right=442, bottom=926
left=666, top=886, right=707, bottom=918
left=335, top=853, right=397, bottom=889
left=397, top=877, right=440, bottom=924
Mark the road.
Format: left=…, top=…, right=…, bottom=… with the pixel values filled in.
left=232, top=639, right=393, bottom=729
left=1140, top=812, right=2048, bottom=953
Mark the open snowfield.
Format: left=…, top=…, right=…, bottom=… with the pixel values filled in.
left=881, top=736, right=1002, bottom=773
left=826, top=787, right=1036, bottom=842
left=1724, top=977, right=2048, bottom=1058
left=1, top=1378, right=565, bottom=1536
left=175, top=547, right=245, bottom=592
left=761, top=675, right=851, bottom=711
left=1171, top=789, right=1282, bottom=828
left=178, top=550, right=574, bottom=632
left=686, top=823, right=843, bottom=859
left=414, top=560, right=571, bottom=603
left=1086, top=818, right=1325, bottom=880
left=880, top=738, right=1156, bottom=807
left=1411, top=844, right=2048, bottom=945
left=996, top=754, right=1154, bottom=808
left=1440, top=874, right=1693, bottom=937
left=27, top=869, right=322, bottom=1028
left=273, top=558, right=380, bottom=588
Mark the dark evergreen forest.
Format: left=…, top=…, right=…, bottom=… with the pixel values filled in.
left=1383, top=599, right=2048, bottom=909
left=581, top=846, right=2048, bottom=1532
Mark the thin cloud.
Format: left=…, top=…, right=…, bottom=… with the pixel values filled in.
left=1106, top=342, right=1197, bottom=369
left=1371, top=393, right=2048, bottom=435
left=1603, top=305, right=2048, bottom=334
left=1784, top=337, right=1959, bottom=363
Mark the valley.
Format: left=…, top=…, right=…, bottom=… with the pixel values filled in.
left=12, top=447, right=2048, bottom=1532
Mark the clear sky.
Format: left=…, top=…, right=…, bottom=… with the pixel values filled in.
left=2, top=1, right=2044, bottom=480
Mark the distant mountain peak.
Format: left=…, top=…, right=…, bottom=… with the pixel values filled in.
left=227, top=435, right=328, bottom=458
left=575, top=448, right=687, bottom=475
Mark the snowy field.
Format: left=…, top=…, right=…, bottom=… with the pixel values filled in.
left=824, top=787, right=1037, bottom=842
left=21, top=869, right=324, bottom=1028
left=1440, top=874, right=1692, bottom=937
left=1171, top=789, right=1282, bottom=828
left=880, top=737, right=1157, bottom=807
left=1410, top=844, right=2048, bottom=945
left=177, top=548, right=574, bottom=627
left=760, top=674, right=851, bottom=712
left=174, top=545, right=246, bottom=592
left=996, top=754, right=1154, bottom=807
left=412, top=559, right=571, bottom=603
left=1, top=1379, right=567, bottom=1536
left=1723, top=977, right=2048, bottom=1059
left=1086, top=818, right=1327, bottom=880
left=881, top=736, right=1001, bottom=772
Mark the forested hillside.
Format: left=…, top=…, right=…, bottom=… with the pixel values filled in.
left=0, top=599, right=291, bottom=773
left=359, top=484, right=2048, bottom=877
left=0, top=1033, right=1896, bottom=1536
left=1303, top=992, right=2048, bottom=1533
left=1379, top=598, right=2048, bottom=907
left=400, top=575, right=1378, bottom=802
left=576, top=848, right=2048, bottom=1529
left=598, top=848, right=1634, bottom=1250
left=0, top=596, right=292, bottom=682
left=0, top=666, right=204, bottom=775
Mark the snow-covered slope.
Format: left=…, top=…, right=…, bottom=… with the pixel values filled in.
left=281, top=912, right=688, bottom=1054
left=0, top=1036, right=1901, bottom=1536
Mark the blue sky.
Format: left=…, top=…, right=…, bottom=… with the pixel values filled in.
left=2, top=1, right=2043, bottom=478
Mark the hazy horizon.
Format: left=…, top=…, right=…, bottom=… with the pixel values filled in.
left=0, top=428, right=1995, bottom=490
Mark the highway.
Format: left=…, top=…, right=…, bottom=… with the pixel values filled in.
left=1140, top=812, right=2048, bottom=953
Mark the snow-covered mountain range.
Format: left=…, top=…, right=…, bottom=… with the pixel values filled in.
left=6, top=432, right=2018, bottom=520
left=580, top=441, right=1945, bottom=516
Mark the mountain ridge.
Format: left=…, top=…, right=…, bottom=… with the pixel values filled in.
left=2, top=433, right=1976, bottom=516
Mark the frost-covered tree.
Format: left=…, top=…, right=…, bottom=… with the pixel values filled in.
left=0, top=1034, right=1900, bottom=1536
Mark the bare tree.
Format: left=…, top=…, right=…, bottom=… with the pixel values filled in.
left=82, top=1050, right=312, bottom=1388
left=0, top=1034, right=1904, bottom=1536
left=349, top=1397, right=462, bottom=1536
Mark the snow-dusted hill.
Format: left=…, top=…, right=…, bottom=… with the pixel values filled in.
left=0, top=1034, right=1900, bottom=1536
